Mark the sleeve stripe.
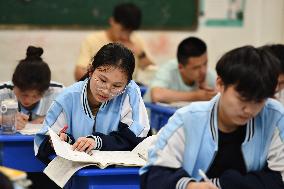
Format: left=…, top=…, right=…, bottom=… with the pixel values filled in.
left=176, top=177, right=195, bottom=189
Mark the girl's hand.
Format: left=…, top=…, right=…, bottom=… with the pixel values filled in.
left=187, top=182, right=218, bottom=189
left=15, top=112, right=29, bottom=130
left=72, top=137, right=96, bottom=155
left=59, top=132, right=68, bottom=142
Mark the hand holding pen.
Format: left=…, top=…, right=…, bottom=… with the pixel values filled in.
left=186, top=170, right=218, bottom=189
left=59, top=125, right=68, bottom=142
left=49, top=125, right=68, bottom=148
left=15, top=112, right=29, bottom=130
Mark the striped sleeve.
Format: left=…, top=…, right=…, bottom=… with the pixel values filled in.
left=34, top=101, right=67, bottom=156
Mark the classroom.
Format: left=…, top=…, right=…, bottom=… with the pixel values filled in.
left=0, top=0, right=284, bottom=189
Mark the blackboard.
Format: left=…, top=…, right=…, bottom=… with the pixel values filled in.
left=0, top=0, right=198, bottom=30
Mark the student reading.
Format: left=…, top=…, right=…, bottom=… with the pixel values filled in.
left=0, top=46, right=63, bottom=130
left=140, top=46, right=284, bottom=189
left=35, top=43, right=150, bottom=162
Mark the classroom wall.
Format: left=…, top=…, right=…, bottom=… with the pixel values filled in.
left=0, top=0, right=283, bottom=86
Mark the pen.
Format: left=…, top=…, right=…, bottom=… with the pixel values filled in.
left=59, top=125, right=68, bottom=134
left=198, top=169, right=210, bottom=182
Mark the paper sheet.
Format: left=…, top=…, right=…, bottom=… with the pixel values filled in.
left=18, top=123, right=43, bottom=135
left=45, top=128, right=156, bottom=188
left=48, top=128, right=148, bottom=167
left=44, top=156, right=94, bottom=188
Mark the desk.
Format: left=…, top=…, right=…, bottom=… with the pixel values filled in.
left=139, top=86, right=147, bottom=97
left=0, top=133, right=45, bottom=172
left=145, top=103, right=176, bottom=131
left=70, top=167, right=140, bottom=189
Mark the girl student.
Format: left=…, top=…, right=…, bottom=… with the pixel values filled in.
left=35, top=43, right=150, bottom=162
left=0, top=46, right=63, bottom=130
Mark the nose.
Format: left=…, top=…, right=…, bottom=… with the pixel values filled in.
left=242, top=104, right=255, bottom=116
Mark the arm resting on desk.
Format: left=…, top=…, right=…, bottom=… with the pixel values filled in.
left=140, top=165, right=194, bottom=189
left=88, top=122, right=146, bottom=151
left=218, top=166, right=284, bottom=189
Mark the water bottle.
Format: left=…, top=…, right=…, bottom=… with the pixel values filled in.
left=0, top=99, right=18, bottom=134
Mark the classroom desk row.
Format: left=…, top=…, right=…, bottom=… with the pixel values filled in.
left=0, top=134, right=140, bottom=189
left=145, top=102, right=177, bottom=131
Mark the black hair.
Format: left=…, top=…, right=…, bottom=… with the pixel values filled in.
left=216, top=45, right=280, bottom=101
left=113, top=3, right=142, bottom=30
left=177, top=37, right=207, bottom=66
left=12, top=46, right=51, bottom=94
left=260, top=44, right=284, bottom=73
left=81, top=43, right=135, bottom=82
left=0, top=172, right=13, bottom=189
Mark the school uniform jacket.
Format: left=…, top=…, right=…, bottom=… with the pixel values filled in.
left=140, top=94, right=284, bottom=189
left=0, top=81, right=63, bottom=119
left=34, top=79, right=150, bottom=160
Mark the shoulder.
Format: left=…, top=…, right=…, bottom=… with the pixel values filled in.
left=85, top=31, right=108, bottom=42
left=130, top=32, right=144, bottom=43
left=262, top=98, right=284, bottom=115
left=156, top=59, right=178, bottom=75
left=125, top=80, right=141, bottom=96
left=55, top=81, right=85, bottom=103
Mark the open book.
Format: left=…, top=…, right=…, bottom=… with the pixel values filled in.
left=48, top=128, right=156, bottom=168
left=45, top=128, right=156, bottom=188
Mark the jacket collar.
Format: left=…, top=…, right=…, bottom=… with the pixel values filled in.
left=209, top=94, right=255, bottom=143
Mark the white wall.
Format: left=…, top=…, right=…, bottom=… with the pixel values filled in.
left=0, top=0, right=283, bottom=86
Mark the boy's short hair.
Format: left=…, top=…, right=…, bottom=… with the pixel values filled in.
left=177, top=37, right=207, bottom=66
left=216, top=45, right=280, bottom=101
left=113, top=3, right=142, bottom=31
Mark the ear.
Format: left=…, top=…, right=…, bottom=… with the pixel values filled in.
left=216, top=76, right=224, bottom=92
left=178, top=63, right=184, bottom=71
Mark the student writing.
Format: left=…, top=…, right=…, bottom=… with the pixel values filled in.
left=35, top=43, right=150, bottom=163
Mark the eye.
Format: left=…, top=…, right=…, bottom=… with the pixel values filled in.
left=100, top=78, right=107, bottom=83
left=113, top=85, right=122, bottom=88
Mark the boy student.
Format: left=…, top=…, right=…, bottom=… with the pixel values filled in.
left=74, top=3, right=153, bottom=82
left=0, top=46, right=63, bottom=130
left=143, top=37, right=216, bottom=103
left=140, top=46, right=284, bottom=189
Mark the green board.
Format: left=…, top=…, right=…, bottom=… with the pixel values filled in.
left=0, top=0, right=198, bottom=30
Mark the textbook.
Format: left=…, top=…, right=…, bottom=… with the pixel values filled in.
left=48, top=128, right=155, bottom=168
left=44, top=128, right=156, bottom=187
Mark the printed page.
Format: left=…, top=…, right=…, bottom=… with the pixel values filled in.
left=44, top=156, right=94, bottom=188
left=18, top=123, right=43, bottom=135
left=49, top=128, right=146, bottom=167
left=90, top=151, right=146, bottom=169
left=48, top=128, right=94, bottom=163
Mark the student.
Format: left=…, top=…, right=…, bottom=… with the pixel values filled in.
left=261, top=44, right=284, bottom=101
left=0, top=46, right=63, bottom=130
left=74, top=3, right=153, bottom=82
left=35, top=43, right=150, bottom=163
left=140, top=46, right=284, bottom=189
left=144, top=37, right=216, bottom=103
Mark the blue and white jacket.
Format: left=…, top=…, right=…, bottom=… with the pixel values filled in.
left=140, top=94, right=284, bottom=189
left=34, top=79, right=150, bottom=159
